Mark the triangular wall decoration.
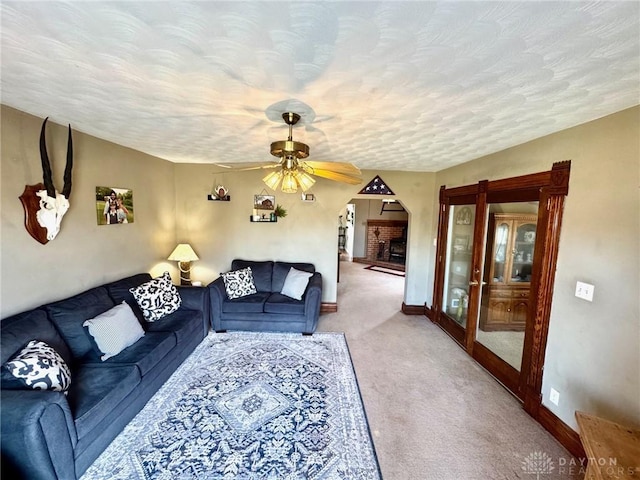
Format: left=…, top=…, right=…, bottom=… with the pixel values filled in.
left=358, top=175, right=395, bottom=195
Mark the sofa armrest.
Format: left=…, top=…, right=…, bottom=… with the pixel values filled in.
left=1, top=389, right=77, bottom=480
left=303, top=272, right=323, bottom=334
left=207, top=277, right=227, bottom=331
left=176, top=286, right=210, bottom=337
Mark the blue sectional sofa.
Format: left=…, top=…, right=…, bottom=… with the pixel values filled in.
left=0, top=273, right=209, bottom=480
left=209, top=259, right=322, bottom=334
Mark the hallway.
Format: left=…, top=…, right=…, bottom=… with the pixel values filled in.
left=318, top=260, right=578, bottom=479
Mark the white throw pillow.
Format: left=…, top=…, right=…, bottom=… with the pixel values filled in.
left=129, top=271, right=182, bottom=322
left=221, top=267, right=257, bottom=299
left=280, top=267, right=313, bottom=300
left=4, top=340, right=71, bottom=391
left=83, top=301, right=145, bottom=361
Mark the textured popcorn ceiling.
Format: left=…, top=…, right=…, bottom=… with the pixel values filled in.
left=1, top=1, right=638, bottom=171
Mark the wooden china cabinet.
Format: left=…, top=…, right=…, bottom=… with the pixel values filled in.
left=479, top=213, right=537, bottom=332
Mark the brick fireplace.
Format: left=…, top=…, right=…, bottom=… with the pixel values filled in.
left=366, top=220, right=408, bottom=264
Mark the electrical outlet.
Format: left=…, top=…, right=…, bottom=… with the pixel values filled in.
left=575, top=281, right=594, bottom=302
left=550, top=388, right=560, bottom=406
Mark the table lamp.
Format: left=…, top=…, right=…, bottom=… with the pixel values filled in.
left=167, top=243, right=199, bottom=285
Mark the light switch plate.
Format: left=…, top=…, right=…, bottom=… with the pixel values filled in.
left=550, top=388, right=560, bottom=406
left=575, top=281, right=594, bottom=301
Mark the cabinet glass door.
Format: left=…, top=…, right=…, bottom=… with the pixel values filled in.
left=512, top=222, right=536, bottom=282
left=442, top=205, right=476, bottom=329
left=491, top=222, right=510, bottom=284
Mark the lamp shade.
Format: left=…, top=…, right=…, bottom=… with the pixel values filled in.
left=168, top=244, right=199, bottom=262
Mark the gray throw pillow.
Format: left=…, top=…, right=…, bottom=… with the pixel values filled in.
left=280, top=267, right=313, bottom=300
left=83, top=301, right=145, bottom=361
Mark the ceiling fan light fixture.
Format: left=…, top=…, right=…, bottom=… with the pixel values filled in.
left=263, top=170, right=283, bottom=190
left=296, top=171, right=315, bottom=192
left=270, top=140, right=309, bottom=159
left=281, top=172, right=298, bottom=193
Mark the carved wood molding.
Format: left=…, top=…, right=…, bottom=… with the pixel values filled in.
left=19, top=183, right=48, bottom=245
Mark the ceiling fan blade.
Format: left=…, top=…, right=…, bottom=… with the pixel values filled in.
left=215, top=162, right=280, bottom=171
left=303, top=161, right=361, bottom=176
left=307, top=168, right=363, bottom=185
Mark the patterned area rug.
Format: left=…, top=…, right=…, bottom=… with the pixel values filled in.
left=364, top=265, right=405, bottom=277
left=81, top=332, right=381, bottom=480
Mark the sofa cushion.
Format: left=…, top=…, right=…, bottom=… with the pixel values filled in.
left=222, top=292, right=271, bottom=314
left=130, top=272, right=182, bottom=322
left=145, top=309, right=203, bottom=343
left=2, top=340, right=72, bottom=392
left=264, top=293, right=306, bottom=315
left=272, top=262, right=315, bottom=293
left=280, top=267, right=313, bottom=300
left=81, top=331, right=176, bottom=376
left=231, top=260, right=273, bottom=292
left=1, top=309, right=72, bottom=368
left=221, top=267, right=257, bottom=299
left=104, top=273, right=152, bottom=323
left=67, top=364, right=140, bottom=439
left=45, top=287, right=115, bottom=359
left=83, top=302, right=145, bottom=361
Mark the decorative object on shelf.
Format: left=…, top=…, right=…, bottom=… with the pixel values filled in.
left=380, top=199, right=405, bottom=214
left=358, top=175, right=394, bottom=195
left=250, top=190, right=278, bottom=222
left=96, top=186, right=134, bottom=225
left=524, top=231, right=536, bottom=243
left=167, top=243, right=199, bottom=285
left=301, top=193, right=315, bottom=202
left=274, top=204, right=287, bottom=218
left=215, top=110, right=361, bottom=194
left=254, top=193, right=275, bottom=210
left=20, top=117, right=74, bottom=244
left=208, top=184, right=230, bottom=201
left=455, top=206, right=472, bottom=225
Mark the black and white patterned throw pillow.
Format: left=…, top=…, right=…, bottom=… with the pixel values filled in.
left=129, top=271, right=182, bottom=322
left=3, top=340, right=72, bottom=392
left=221, top=267, right=257, bottom=299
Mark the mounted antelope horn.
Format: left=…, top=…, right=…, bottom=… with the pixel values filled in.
left=61, top=124, right=73, bottom=199
left=39, top=117, right=55, bottom=198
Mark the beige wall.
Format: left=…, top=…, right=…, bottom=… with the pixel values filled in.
left=0, top=106, right=178, bottom=317
left=4, top=103, right=637, bottom=435
left=173, top=165, right=436, bottom=305
left=434, top=106, right=640, bottom=431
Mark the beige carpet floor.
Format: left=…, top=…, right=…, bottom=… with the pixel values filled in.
left=317, top=260, right=580, bottom=479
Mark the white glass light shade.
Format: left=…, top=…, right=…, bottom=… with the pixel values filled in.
left=295, top=171, right=316, bottom=191
left=281, top=172, right=298, bottom=193
left=263, top=171, right=283, bottom=190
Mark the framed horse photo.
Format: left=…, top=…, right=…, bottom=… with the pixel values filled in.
left=96, top=186, right=134, bottom=225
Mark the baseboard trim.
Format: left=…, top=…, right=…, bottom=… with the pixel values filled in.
left=401, top=303, right=425, bottom=315
left=537, top=405, right=585, bottom=459
left=320, top=303, right=337, bottom=314
left=424, top=305, right=434, bottom=320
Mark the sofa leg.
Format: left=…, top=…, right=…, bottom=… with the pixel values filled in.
left=215, top=329, right=227, bottom=333
left=302, top=332, right=313, bottom=336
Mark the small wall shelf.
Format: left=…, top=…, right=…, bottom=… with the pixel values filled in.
left=249, top=216, right=277, bottom=223
left=208, top=195, right=230, bottom=201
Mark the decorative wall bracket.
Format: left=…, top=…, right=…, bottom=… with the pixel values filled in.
left=19, top=183, right=49, bottom=244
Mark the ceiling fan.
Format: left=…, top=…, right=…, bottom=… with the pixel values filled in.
left=217, top=112, right=362, bottom=193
